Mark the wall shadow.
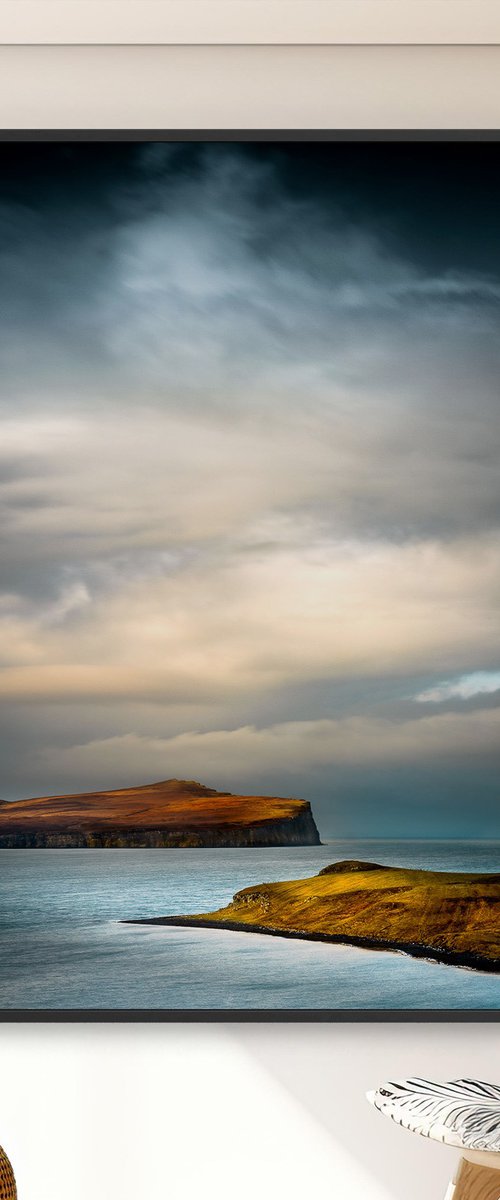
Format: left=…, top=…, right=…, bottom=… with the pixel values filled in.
left=230, top=1023, right=498, bottom=1200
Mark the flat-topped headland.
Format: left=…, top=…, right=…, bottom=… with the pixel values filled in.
left=0, top=778, right=321, bottom=848
left=129, top=860, right=500, bottom=973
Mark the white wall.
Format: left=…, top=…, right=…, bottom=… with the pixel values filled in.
left=1, top=45, right=500, bottom=128
left=1, top=1022, right=500, bottom=1200
left=1, top=41, right=500, bottom=1200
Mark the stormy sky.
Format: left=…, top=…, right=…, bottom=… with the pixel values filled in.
left=1, top=138, right=499, bottom=837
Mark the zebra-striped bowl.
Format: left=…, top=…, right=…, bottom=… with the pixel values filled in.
left=367, top=1077, right=500, bottom=1157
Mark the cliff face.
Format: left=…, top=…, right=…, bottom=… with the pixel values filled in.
left=0, top=778, right=321, bottom=848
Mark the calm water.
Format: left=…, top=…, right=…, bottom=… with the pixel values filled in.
left=1, top=841, right=500, bottom=1010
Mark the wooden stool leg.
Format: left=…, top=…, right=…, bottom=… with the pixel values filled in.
left=445, top=1157, right=500, bottom=1200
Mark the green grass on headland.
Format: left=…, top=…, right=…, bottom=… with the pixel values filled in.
left=132, top=860, right=500, bottom=973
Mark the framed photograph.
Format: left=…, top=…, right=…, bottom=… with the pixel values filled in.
left=0, top=131, right=499, bottom=1020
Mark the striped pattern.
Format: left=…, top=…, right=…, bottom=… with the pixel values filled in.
left=0, top=1146, right=16, bottom=1200
left=367, top=1078, right=500, bottom=1153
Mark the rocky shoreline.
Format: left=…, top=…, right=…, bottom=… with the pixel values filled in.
left=126, top=913, right=500, bottom=974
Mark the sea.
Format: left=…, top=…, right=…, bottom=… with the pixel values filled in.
left=1, top=840, right=499, bottom=1011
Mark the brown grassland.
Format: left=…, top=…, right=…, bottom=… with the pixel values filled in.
left=0, top=779, right=320, bottom=847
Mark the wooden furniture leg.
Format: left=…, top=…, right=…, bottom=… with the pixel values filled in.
left=446, top=1157, right=500, bottom=1200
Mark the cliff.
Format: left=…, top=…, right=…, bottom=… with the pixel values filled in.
left=0, top=778, right=321, bottom=848
left=132, top=860, right=500, bottom=973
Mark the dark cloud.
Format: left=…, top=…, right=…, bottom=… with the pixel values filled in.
left=0, top=139, right=499, bottom=834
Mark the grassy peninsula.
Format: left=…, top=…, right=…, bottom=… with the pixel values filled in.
left=132, top=860, right=500, bottom=973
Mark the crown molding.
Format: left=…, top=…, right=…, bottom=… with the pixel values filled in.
left=1, top=0, right=500, bottom=47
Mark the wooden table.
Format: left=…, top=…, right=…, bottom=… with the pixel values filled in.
left=367, top=1077, right=500, bottom=1199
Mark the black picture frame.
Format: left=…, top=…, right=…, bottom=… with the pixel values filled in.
left=1, top=128, right=499, bottom=1023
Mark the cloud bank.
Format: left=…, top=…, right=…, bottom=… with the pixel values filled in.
left=0, top=142, right=499, bottom=835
